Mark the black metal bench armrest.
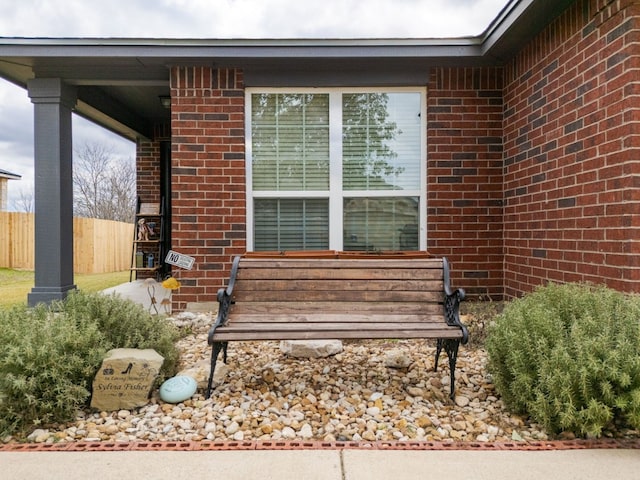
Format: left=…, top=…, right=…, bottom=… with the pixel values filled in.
left=207, top=256, right=241, bottom=345
left=442, top=257, right=469, bottom=344
left=444, top=287, right=468, bottom=344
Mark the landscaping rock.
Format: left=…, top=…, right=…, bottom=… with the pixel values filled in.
left=177, top=358, right=229, bottom=390
left=384, top=348, right=412, bottom=368
left=280, top=339, right=343, bottom=358
left=37, top=329, right=561, bottom=445
left=90, top=348, right=163, bottom=411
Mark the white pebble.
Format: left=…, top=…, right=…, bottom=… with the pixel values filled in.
left=282, top=427, right=296, bottom=439
left=225, top=421, right=239, bottom=435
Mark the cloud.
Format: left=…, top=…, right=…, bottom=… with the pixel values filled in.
left=0, top=0, right=506, bottom=38
left=0, top=82, right=34, bottom=206
left=0, top=0, right=507, bottom=210
left=149, top=0, right=505, bottom=38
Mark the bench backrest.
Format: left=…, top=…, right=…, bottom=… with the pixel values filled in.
left=228, top=256, right=448, bottom=316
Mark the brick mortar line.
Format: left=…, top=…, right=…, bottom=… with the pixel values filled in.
left=1, top=439, right=638, bottom=452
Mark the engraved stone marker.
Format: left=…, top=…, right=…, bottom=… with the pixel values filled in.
left=91, top=348, right=164, bottom=411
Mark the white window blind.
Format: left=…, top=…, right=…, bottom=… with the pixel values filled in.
left=254, top=199, right=329, bottom=251
left=251, top=93, right=330, bottom=191
left=343, top=197, right=419, bottom=251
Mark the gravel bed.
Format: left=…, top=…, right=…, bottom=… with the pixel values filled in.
left=24, top=314, right=554, bottom=445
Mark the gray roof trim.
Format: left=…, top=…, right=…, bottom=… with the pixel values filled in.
left=480, top=0, right=574, bottom=59
left=0, top=38, right=484, bottom=63
left=0, top=168, right=22, bottom=179
left=0, top=36, right=481, bottom=48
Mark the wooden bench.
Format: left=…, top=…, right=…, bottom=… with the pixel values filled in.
left=206, top=252, right=469, bottom=399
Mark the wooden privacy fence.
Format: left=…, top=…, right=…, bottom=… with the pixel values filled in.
left=0, top=212, right=133, bottom=274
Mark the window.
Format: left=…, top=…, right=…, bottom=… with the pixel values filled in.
left=247, top=88, right=426, bottom=252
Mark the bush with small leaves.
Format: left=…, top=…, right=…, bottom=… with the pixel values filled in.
left=0, top=290, right=181, bottom=437
left=486, top=282, right=640, bottom=437
left=0, top=302, right=106, bottom=436
left=62, top=291, right=181, bottom=380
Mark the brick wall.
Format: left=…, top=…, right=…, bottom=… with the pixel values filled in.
left=169, top=67, right=246, bottom=310
left=427, top=67, right=505, bottom=299
left=162, top=66, right=506, bottom=304
left=136, top=139, right=161, bottom=204
left=162, top=66, right=505, bottom=305
left=503, top=0, right=640, bottom=296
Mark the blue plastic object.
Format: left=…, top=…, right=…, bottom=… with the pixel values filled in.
left=159, top=375, right=197, bottom=403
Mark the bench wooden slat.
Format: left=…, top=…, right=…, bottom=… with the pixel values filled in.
left=232, top=289, right=443, bottom=303
left=237, top=267, right=443, bottom=281
left=213, top=329, right=462, bottom=342
left=233, top=279, right=444, bottom=292
left=239, top=258, right=444, bottom=270
left=222, top=313, right=448, bottom=324
left=218, top=321, right=459, bottom=331
left=230, top=301, right=443, bottom=315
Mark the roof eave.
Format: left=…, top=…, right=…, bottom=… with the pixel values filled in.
left=480, top=0, right=575, bottom=59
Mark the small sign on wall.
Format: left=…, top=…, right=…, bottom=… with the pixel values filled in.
left=165, top=250, right=195, bottom=270
left=139, top=203, right=160, bottom=215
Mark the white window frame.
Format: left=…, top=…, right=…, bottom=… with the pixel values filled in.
left=245, top=87, right=427, bottom=251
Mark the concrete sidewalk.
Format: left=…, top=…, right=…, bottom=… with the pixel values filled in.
left=3, top=448, right=640, bottom=480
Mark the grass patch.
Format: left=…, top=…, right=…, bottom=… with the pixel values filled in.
left=0, top=269, right=129, bottom=309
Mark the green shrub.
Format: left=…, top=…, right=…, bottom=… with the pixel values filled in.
left=0, top=290, right=181, bottom=437
left=486, top=282, right=640, bottom=437
left=62, top=291, right=181, bottom=379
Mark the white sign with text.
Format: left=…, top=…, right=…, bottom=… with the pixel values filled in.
left=164, top=250, right=195, bottom=270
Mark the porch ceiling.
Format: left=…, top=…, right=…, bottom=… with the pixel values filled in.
left=0, top=0, right=573, bottom=141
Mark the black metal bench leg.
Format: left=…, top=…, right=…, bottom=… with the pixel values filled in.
left=445, top=339, right=460, bottom=399
left=206, top=341, right=227, bottom=398
left=433, top=338, right=460, bottom=399
left=434, top=338, right=443, bottom=371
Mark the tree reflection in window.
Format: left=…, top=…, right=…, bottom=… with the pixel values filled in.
left=342, top=92, right=423, bottom=191
left=251, top=93, right=330, bottom=191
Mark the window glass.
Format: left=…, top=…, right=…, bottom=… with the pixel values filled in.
left=248, top=89, right=424, bottom=252
left=254, top=198, right=329, bottom=251
left=251, top=93, right=330, bottom=191
left=343, top=92, right=421, bottom=191
left=343, top=197, right=419, bottom=251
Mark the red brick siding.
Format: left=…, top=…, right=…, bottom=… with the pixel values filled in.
left=427, top=67, right=505, bottom=299
left=503, top=0, right=640, bottom=296
left=136, top=139, right=161, bottom=204
left=169, top=67, right=246, bottom=310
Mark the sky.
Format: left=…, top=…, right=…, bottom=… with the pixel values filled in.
left=0, top=0, right=508, bottom=210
